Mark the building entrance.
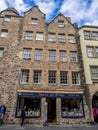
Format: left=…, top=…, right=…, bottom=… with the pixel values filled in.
left=46, top=98, right=56, bottom=123
left=92, top=92, right=98, bottom=123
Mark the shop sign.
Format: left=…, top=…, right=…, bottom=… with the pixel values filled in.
left=18, top=92, right=82, bottom=98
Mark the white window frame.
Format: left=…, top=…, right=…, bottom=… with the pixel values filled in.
left=69, top=35, right=75, bottom=43
left=48, top=33, right=56, bottom=42
left=58, top=34, right=65, bottom=43
left=23, top=48, right=31, bottom=60
left=36, top=32, right=43, bottom=41
left=0, top=48, right=4, bottom=57
left=25, top=31, right=33, bottom=40
left=1, top=29, right=8, bottom=37
left=60, top=51, right=67, bottom=62
left=35, top=49, right=43, bottom=61
left=84, top=31, right=90, bottom=39
left=87, top=47, right=94, bottom=58
left=20, top=70, right=29, bottom=84
left=58, top=21, right=64, bottom=27
left=33, top=70, right=41, bottom=83
left=92, top=32, right=98, bottom=40
left=49, top=50, right=56, bottom=61
left=91, top=67, right=98, bottom=79
left=60, top=71, right=68, bottom=85
left=70, top=52, right=77, bottom=62
left=48, top=71, right=56, bottom=84
left=72, top=72, right=80, bottom=85
left=31, top=18, right=38, bottom=25
left=4, top=15, right=11, bottom=22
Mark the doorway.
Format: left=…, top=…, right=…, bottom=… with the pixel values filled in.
left=46, top=98, right=56, bottom=123
left=92, top=92, right=98, bottom=123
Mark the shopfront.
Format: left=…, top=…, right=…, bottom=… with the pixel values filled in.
left=16, top=91, right=85, bottom=124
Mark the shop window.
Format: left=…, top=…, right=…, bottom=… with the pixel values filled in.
left=61, top=98, right=84, bottom=118
left=31, top=18, right=38, bottom=25
left=58, top=20, right=64, bottom=27
left=84, top=31, right=90, bottom=39
left=16, top=97, right=41, bottom=118
left=90, top=66, right=98, bottom=80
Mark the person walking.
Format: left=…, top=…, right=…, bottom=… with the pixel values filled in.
left=21, top=106, right=26, bottom=126
left=0, top=105, right=5, bottom=125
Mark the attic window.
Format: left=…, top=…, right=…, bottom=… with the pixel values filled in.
left=58, top=20, right=64, bottom=27
left=4, top=15, right=11, bottom=22
left=31, top=18, right=38, bottom=25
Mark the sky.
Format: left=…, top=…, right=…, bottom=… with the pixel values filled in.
left=0, top=0, right=98, bottom=27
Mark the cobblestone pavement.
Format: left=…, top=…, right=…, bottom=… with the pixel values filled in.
left=0, top=124, right=98, bottom=130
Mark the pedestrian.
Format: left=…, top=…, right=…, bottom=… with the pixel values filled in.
left=21, top=106, right=26, bottom=126
left=0, top=104, right=5, bottom=125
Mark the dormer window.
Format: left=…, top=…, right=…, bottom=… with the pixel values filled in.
left=58, top=20, right=64, bottom=27
left=4, top=15, right=11, bottom=22
left=31, top=18, right=38, bottom=25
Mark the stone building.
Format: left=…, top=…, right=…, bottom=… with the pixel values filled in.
left=0, top=6, right=90, bottom=125
left=78, top=26, right=98, bottom=123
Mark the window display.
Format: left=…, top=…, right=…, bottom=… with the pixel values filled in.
left=16, top=97, right=41, bottom=117
left=61, top=98, right=84, bottom=117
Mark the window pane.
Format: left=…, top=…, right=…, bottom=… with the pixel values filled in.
left=68, top=35, right=75, bottom=43
left=4, top=15, right=11, bottom=22
left=60, top=71, right=68, bottom=84
left=60, top=51, right=67, bottom=62
left=87, top=47, right=94, bottom=57
left=1, top=29, right=8, bottom=37
left=70, top=52, right=77, bottom=62
left=58, top=34, right=65, bottom=43
left=35, top=49, right=43, bottom=61
left=36, top=33, right=43, bottom=41
left=33, top=70, right=41, bottom=83
left=96, top=48, right=98, bottom=57
left=25, top=31, right=33, bottom=40
left=0, top=48, right=4, bottom=57
left=23, top=48, right=31, bottom=59
left=48, top=33, right=56, bottom=42
left=20, top=70, right=29, bottom=84
left=48, top=71, right=56, bottom=84
left=72, top=72, right=80, bottom=85
left=49, top=50, right=56, bottom=61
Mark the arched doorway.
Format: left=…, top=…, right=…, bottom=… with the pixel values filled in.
left=92, top=92, right=98, bottom=123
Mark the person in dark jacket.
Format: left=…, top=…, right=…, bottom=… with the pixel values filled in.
left=21, top=106, right=26, bottom=126
left=0, top=105, right=5, bottom=125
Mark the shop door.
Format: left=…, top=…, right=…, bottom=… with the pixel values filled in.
left=46, top=98, right=56, bottom=123
left=92, top=93, right=98, bottom=123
